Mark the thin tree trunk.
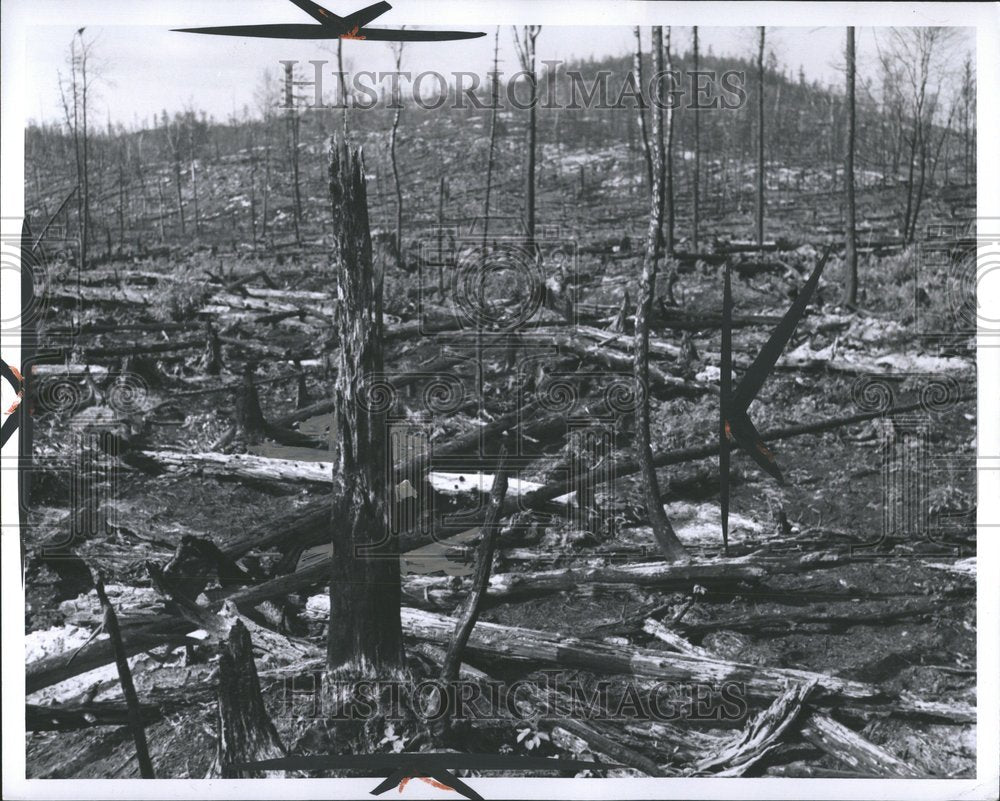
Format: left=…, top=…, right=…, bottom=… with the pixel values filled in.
left=513, top=27, right=541, bottom=249
left=441, top=449, right=508, bottom=682
left=634, top=26, right=686, bottom=563
left=190, top=159, right=201, bottom=236
left=94, top=575, right=154, bottom=778
left=81, top=39, right=91, bottom=272
left=174, top=156, right=185, bottom=237
left=692, top=26, right=700, bottom=252
left=633, top=27, right=653, bottom=188
left=482, top=27, right=500, bottom=250
left=843, top=27, right=858, bottom=306
left=262, top=140, right=271, bottom=240
left=662, top=26, right=678, bottom=304
left=756, top=26, right=766, bottom=249
left=664, top=26, right=675, bottom=258
left=437, top=175, right=447, bottom=296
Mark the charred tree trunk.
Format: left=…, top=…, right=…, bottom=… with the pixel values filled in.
left=692, top=26, right=701, bottom=252
left=437, top=175, right=448, bottom=296
left=662, top=26, right=678, bottom=304
left=389, top=42, right=405, bottom=271
left=482, top=27, right=501, bottom=250
left=283, top=62, right=304, bottom=246
left=326, top=140, right=405, bottom=676
left=215, top=620, right=287, bottom=777
left=634, top=27, right=687, bottom=563
left=633, top=27, right=653, bottom=188
left=514, top=26, right=541, bottom=250
left=843, top=27, right=858, bottom=306
left=755, top=26, right=766, bottom=249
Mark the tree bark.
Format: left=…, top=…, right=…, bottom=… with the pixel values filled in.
left=692, top=26, right=701, bottom=252
left=756, top=27, right=766, bottom=249
left=215, top=620, right=287, bottom=777
left=400, top=607, right=973, bottom=721
left=513, top=27, right=541, bottom=249
left=326, top=140, right=404, bottom=675
left=633, top=27, right=653, bottom=188
left=843, top=27, right=858, bottom=306
left=634, top=26, right=686, bottom=562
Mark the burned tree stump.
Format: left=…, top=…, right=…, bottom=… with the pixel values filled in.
left=215, top=620, right=287, bottom=778
left=201, top=321, right=223, bottom=376
left=326, top=139, right=405, bottom=676
left=233, top=363, right=268, bottom=446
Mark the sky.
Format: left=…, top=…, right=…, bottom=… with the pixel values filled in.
left=18, top=2, right=975, bottom=128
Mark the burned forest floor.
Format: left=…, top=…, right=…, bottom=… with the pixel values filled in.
left=21, top=168, right=978, bottom=780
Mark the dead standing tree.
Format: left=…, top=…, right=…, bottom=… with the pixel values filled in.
left=878, top=27, right=958, bottom=244
left=634, top=27, right=687, bottom=563
left=326, top=140, right=405, bottom=676
left=755, top=26, right=766, bottom=249
left=482, top=27, right=501, bottom=250
left=843, top=27, right=858, bottom=306
left=162, top=111, right=187, bottom=237
left=513, top=25, right=541, bottom=250
left=633, top=27, right=653, bottom=188
left=388, top=39, right=405, bottom=271
left=691, top=26, right=701, bottom=252
left=58, top=29, right=96, bottom=271
left=661, top=26, right=679, bottom=304
left=283, top=62, right=304, bottom=246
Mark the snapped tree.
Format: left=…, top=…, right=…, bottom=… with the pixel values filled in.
left=326, top=140, right=405, bottom=676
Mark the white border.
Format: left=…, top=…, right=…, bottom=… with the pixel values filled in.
left=3, top=2, right=998, bottom=800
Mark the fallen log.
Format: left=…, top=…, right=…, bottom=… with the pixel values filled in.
left=648, top=606, right=927, bottom=777
left=398, top=607, right=975, bottom=722
left=135, top=450, right=333, bottom=484
left=515, top=392, right=976, bottom=513
left=643, top=618, right=712, bottom=657
left=801, top=713, right=922, bottom=777
left=26, top=701, right=162, bottom=732
left=26, top=619, right=196, bottom=695
left=402, top=551, right=855, bottom=606
left=529, top=331, right=713, bottom=396
left=686, top=682, right=815, bottom=777
left=415, top=643, right=662, bottom=776
left=78, top=338, right=204, bottom=359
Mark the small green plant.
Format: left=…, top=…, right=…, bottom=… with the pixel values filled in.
left=515, top=726, right=549, bottom=751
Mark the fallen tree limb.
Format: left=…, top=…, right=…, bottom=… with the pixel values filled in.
left=532, top=330, right=713, bottom=396
left=415, top=643, right=663, bottom=776
left=442, top=450, right=508, bottom=682
left=94, top=574, right=155, bottom=778
left=648, top=606, right=927, bottom=777
left=687, top=682, right=815, bottom=776
left=515, top=393, right=976, bottom=513
left=800, top=713, right=922, bottom=777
